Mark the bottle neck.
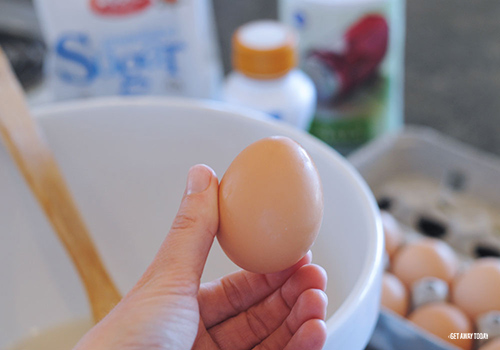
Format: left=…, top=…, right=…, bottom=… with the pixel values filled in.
left=235, top=69, right=294, bottom=82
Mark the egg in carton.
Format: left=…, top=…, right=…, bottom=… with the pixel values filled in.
left=479, top=338, right=500, bottom=350
left=381, top=211, right=500, bottom=350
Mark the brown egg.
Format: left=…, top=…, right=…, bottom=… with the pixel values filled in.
left=392, top=238, right=458, bottom=288
left=381, top=211, right=403, bottom=258
left=217, top=136, right=323, bottom=274
left=479, top=338, right=500, bottom=350
left=408, top=302, right=473, bottom=350
left=452, top=258, right=500, bottom=321
left=381, top=273, right=409, bottom=317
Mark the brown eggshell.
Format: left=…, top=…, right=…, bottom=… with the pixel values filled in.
left=480, top=338, right=500, bottom=350
left=381, top=211, right=403, bottom=258
left=381, top=273, right=409, bottom=317
left=392, top=238, right=458, bottom=288
left=408, top=302, right=473, bottom=350
left=452, top=258, right=500, bottom=321
left=217, top=136, right=324, bottom=274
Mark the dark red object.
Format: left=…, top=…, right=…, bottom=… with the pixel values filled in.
left=90, top=0, right=152, bottom=16
left=311, top=14, right=389, bottom=98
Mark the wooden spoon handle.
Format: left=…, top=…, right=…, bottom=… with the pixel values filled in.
left=0, top=49, right=121, bottom=323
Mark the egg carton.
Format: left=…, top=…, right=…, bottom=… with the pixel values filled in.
left=348, top=126, right=500, bottom=350
left=349, top=126, right=500, bottom=260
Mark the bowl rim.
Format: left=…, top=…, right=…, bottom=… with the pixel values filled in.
left=32, top=96, right=384, bottom=334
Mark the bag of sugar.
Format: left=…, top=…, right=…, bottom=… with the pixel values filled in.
left=33, top=0, right=222, bottom=100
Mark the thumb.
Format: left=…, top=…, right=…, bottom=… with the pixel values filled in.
left=132, top=164, right=219, bottom=297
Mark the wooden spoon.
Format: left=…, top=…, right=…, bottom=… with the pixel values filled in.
left=0, top=48, right=121, bottom=323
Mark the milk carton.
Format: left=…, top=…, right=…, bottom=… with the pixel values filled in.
left=279, top=0, right=405, bottom=154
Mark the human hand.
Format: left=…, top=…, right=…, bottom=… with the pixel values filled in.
left=74, top=164, right=328, bottom=350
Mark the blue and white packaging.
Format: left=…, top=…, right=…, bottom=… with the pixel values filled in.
left=33, top=0, right=222, bottom=100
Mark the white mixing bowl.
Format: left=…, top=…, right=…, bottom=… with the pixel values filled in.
left=0, top=97, right=383, bottom=349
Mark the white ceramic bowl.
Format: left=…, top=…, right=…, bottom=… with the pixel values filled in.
left=0, top=97, right=383, bottom=349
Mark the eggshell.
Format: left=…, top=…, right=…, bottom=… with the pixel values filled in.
left=217, top=136, right=323, bottom=274
left=381, top=273, right=409, bottom=317
left=392, top=238, right=458, bottom=288
left=479, top=338, right=500, bottom=350
left=408, top=302, right=473, bottom=350
left=452, top=258, right=500, bottom=321
left=381, top=211, right=403, bottom=258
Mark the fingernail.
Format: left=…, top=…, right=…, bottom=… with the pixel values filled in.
left=186, top=165, right=213, bottom=195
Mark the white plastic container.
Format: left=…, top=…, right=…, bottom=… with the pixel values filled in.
left=279, top=0, right=405, bottom=154
left=223, top=21, right=316, bottom=130
left=0, top=97, right=382, bottom=350
left=33, top=0, right=222, bottom=101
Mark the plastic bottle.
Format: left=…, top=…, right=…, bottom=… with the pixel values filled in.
left=223, top=20, right=316, bottom=130
left=279, top=0, right=406, bottom=154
